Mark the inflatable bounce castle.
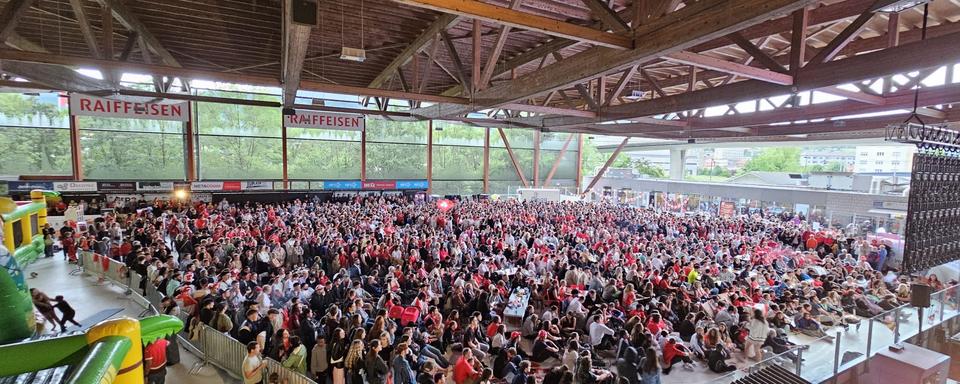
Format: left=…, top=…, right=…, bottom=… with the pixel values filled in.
left=0, top=190, right=183, bottom=384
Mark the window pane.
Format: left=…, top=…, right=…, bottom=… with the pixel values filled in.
left=81, top=131, right=184, bottom=179
left=433, top=121, right=486, bottom=147
left=199, top=136, right=281, bottom=179
left=539, top=150, right=578, bottom=181
left=366, top=143, right=426, bottom=179
left=489, top=180, right=524, bottom=194
left=489, top=148, right=533, bottom=180
left=540, top=132, right=574, bottom=150
left=433, top=145, right=483, bottom=180
left=79, top=116, right=182, bottom=134
left=366, top=120, right=427, bottom=144
left=492, top=129, right=535, bottom=149
left=0, top=93, right=68, bottom=128
left=287, top=139, right=361, bottom=179
left=196, top=102, right=281, bottom=137
left=287, top=128, right=361, bottom=141
left=0, top=126, right=72, bottom=176
left=432, top=180, right=483, bottom=196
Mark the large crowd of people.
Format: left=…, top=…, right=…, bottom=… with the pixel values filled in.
left=60, top=195, right=947, bottom=384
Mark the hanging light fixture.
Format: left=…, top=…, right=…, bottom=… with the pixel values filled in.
left=339, top=0, right=367, bottom=62
left=885, top=3, right=960, bottom=150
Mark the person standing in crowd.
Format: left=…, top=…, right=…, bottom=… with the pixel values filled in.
left=243, top=341, right=267, bottom=384
left=144, top=337, right=170, bottom=384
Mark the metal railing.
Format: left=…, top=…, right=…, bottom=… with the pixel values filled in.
left=77, top=251, right=317, bottom=384
left=723, top=283, right=960, bottom=383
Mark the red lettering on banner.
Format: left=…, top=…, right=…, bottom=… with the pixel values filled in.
left=171, top=104, right=181, bottom=117
left=80, top=98, right=91, bottom=111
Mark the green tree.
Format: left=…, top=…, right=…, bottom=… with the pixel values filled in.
left=741, top=147, right=802, bottom=173
left=633, top=159, right=665, bottom=178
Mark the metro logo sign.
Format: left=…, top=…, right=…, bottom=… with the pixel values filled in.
left=362, top=181, right=396, bottom=190
left=70, top=94, right=188, bottom=121
left=284, top=110, right=365, bottom=131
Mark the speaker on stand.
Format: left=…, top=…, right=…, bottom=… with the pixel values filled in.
left=912, top=283, right=932, bottom=347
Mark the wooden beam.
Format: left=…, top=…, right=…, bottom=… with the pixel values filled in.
left=541, top=30, right=960, bottom=126
left=502, top=103, right=597, bottom=117
left=665, top=51, right=793, bottom=85
left=440, top=30, right=471, bottom=94
left=419, top=35, right=441, bottom=94
left=543, top=133, right=575, bottom=185
left=476, top=0, right=522, bottom=91
left=580, top=0, right=630, bottom=32
left=68, top=0, right=102, bottom=58
left=807, top=5, right=875, bottom=66
left=606, top=66, right=638, bottom=106
left=0, top=49, right=472, bottom=104
left=640, top=68, right=666, bottom=97
left=497, top=128, right=530, bottom=187
left=95, top=0, right=180, bottom=67
left=427, top=120, right=433, bottom=193
left=117, top=32, right=137, bottom=61
left=0, top=0, right=35, bottom=44
left=533, top=130, right=541, bottom=186
left=370, top=14, right=459, bottom=89
left=472, top=19, right=482, bottom=92
left=2, top=35, right=115, bottom=92
left=282, top=1, right=313, bottom=107
left=788, top=8, right=808, bottom=75
left=575, top=133, right=583, bottom=192
left=820, top=86, right=885, bottom=105
left=415, top=0, right=816, bottom=118
left=392, top=0, right=633, bottom=49
left=726, top=32, right=786, bottom=72
left=583, top=137, right=629, bottom=193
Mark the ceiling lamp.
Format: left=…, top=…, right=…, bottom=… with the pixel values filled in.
left=339, top=0, right=366, bottom=62
left=871, top=0, right=931, bottom=13
left=624, top=90, right=645, bottom=101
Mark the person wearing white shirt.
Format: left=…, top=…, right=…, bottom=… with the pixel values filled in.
left=588, top=315, right=615, bottom=347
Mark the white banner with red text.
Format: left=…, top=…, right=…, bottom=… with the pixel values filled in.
left=283, top=110, right=365, bottom=131
left=70, top=94, right=189, bottom=121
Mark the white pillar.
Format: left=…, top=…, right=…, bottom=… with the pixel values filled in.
left=670, top=149, right=687, bottom=180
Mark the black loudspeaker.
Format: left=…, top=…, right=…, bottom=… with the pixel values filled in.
left=291, top=0, right=318, bottom=26
left=911, top=283, right=932, bottom=308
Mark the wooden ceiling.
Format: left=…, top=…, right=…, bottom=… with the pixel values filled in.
left=3, top=0, right=960, bottom=142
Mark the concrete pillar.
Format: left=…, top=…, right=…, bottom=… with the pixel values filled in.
left=670, top=149, right=686, bottom=180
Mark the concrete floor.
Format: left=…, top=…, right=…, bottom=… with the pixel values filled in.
left=23, top=256, right=960, bottom=384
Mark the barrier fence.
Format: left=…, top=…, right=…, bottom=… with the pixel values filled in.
left=78, top=252, right=317, bottom=384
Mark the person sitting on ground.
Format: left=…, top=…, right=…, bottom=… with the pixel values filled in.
left=661, top=337, right=695, bottom=375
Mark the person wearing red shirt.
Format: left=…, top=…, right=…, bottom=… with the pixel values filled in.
left=487, top=316, right=502, bottom=339
left=453, top=348, right=482, bottom=384
left=144, top=338, right=170, bottom=384
left=661, top=338, right=694, bottom=374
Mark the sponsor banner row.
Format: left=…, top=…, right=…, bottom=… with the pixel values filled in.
left=4, top=180, right=429, bottom=193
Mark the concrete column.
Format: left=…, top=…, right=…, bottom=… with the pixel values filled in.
left=670, top=149, right=686, bottom=180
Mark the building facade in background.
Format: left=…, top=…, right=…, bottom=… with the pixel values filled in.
left=854, top=145, right=915, bottom=174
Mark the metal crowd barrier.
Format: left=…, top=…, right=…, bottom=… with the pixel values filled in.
left=74, top=252, right=316, bottom=384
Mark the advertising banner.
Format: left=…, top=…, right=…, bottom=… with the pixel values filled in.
left=241, top=181, right=272, bottom=191
left=284, top=110, right=365, bottom=131
left=97, top=182, right=136, bottom=192
left=7, top=181, right=53, bottom=192
left=719, top=201, right=736, bottom=218
left=190, top=181, right=223, bottom=191
left=395, top=180, right=429, bottom=190
left=362, top=181, right=396, bottom=190
left=222, top=181, right=242, bottom=191
left=70, top=94, right=189, bottom=121
left=53, top=181, right=98, bottom=192
left=323, top=180, right=363, bottom=190
left=136, top=181, right=174, bottom=192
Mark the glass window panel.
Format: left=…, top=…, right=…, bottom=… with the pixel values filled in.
left=491, top=129, right=535, bottom=149
left=433, top=145, right=484, bottom=180
left=366, top=143, right=426, bottom=180
left=489, top=148, right=534, bottom=181
left=431, top=180, right=483, bottom=196
left=540, top=132, right=574, bottom=150
left=539, top=150, right=578, bottom=181
left=366, top=120, right=427, bottom=144
left=198, top=136, right=281, bottom=179
left=287, top=128, right=361, bottom=141
left=432, top=121, right=486, bottom=147
left=287, top=139, right=361, bottom=179
left=0, top=126, right=72, bottom=176
left=81, top=130, right=184, bottom=179
left=78, top=116, right=182, bottom=134
left=196, top=102, right=281, bottom=137
left=489, top=180, right=524, bottom=194
left=0, top=93, right=69, bottom=128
